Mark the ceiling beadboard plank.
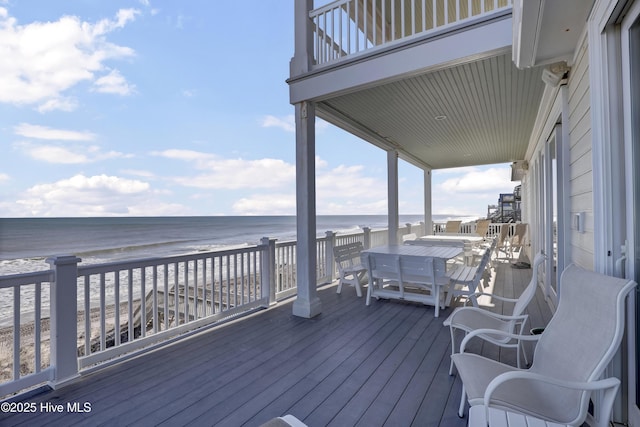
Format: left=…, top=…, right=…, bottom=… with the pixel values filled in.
left=319, top=52, right=545, bottom=169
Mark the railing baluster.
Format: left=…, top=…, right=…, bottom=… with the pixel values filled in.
left=411, top=0, right=416, bottom=36
left=184, top=262, right=190, bottom=323
left=128, top=269, right=133, bottom=341
left=233, top=254, right=238, bottom=308
left=373, top=0, right=377, bottom=45
left=152, top=265, right=158, bottom=333
left=163, top=264, right=169, bottom=328
left=364, top=0, right=368, bottom=48
left=433, top=0, right=437, bottom=28
left=331, top=8, right=335, bottom=60
left=400, top=0, right=405, bottom=37
left=209, top=258, right=215, bottom=314
left=444, top=0, right=448, bottom=24
left=34, top=282, right=41, bottom=373
left=140, top=267, right=146, bottom=338
left=193, top=260, right=199, bottom=320
left=13, top=285, right=20, bottom=380
left=84, top=275, right=91, bottom=355
left=100, top=272, right=106, bottom=351
left=115, top=271, right=120, bottom=345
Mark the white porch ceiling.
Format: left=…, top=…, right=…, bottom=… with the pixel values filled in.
left=316, top=51, right=545, bottom=170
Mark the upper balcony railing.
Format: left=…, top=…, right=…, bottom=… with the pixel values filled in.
left=310, top=0, right=512, bottom=66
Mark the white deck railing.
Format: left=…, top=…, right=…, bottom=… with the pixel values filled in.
left=3, top=220, right=520, bottom=398
left=310, top=0, right=512, bottom=66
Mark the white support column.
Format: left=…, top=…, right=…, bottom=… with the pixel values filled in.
left=387, top=150, right=399, bottom=244
left=290, top=0, right=314, bottom=77
left=293, top=100, right=322, bottom=318
left=424, top=168, right=433, bottom=235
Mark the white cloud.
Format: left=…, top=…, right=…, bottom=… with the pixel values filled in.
left=431, top=165, right=515, bottom=216
left=15, top=141, right=131, bottom=164
left=37, top=97, right=78, bottom=113
left=14, top=123, right=96, bottom=141
left=154, top=149, right=390, bottom=215
left=0, top=8, right=138, bottom=111
left=260, top=115, right=330, bottom=133
left=230, top=159, right=390, bottom=215
left=437, top=166, right=512, bottom=193
left=232, top=193, right=295, bottom=216
left=121, top=169, right=156, bottom=178
left=20, top=144, right=89, bottom=164
left=15, top=174, right=187, bottom=217
left=153, top=149, right=295, bottom=189
left=0, top=173, right=9, bottom=183
left=261, top=115, right=295, bottom=132
left=93, top=69, right=136, bottom=95
left=316, top=164, right=386, bottom=208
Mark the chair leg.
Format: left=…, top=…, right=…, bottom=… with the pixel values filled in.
left=449, top=328, right=457, bottom=375
left=336, top=279, right=343, bottom=294
left=434, top=286, right=440, bottom=318
left=469, top=293, right=479, bottom=307
left=520, top=340, right=529, bottom=367
left=458, top=385, right=467, bottom=418
left=445, top=284, right=455, bottom=307
left=354, top=278, right=362, bottom=297
left=366, top=281, right=373, bottom=306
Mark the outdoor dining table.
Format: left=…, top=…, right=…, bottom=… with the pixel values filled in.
left=361, top=244, right=463, bottom=317
left=417, top=234, right=485, bottom=245
left=415, top=235, right=486, bottom=265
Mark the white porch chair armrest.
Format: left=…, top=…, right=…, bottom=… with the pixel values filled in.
left=446, top=307, right=528, bottom=326
left=483, top=372, right=620, bottom=427
left=460, top=328, right=541, bottom=353
left=462, top=292, right=521, bottom=306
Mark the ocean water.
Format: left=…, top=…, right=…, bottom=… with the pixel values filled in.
left=0, top=215, right=476, bottom=275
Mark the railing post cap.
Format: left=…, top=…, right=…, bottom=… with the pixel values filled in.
left=260, top=237, right=277, bottom=246
left=45, top=255, right=82, bottom=266
left=325, top=230, right=336, bottom=237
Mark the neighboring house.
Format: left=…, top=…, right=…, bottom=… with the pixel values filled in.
left=288, top=0, right=640, bottom=424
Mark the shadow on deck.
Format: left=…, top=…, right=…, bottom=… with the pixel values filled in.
left=1, top=259, right=552, bottom=427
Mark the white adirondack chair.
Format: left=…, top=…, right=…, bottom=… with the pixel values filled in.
left=444, top=239, right=496, bottom=308
left=445, top=220, right=462, bottom=234
left=475, top=219, right=491, bottom=239
left=494, top=225, right=511, bottom=259
left=508, top=223, right=528, bottom=259
left=452, top=264, right=637, bottom=426
left=333, top=242, right=367, bottom=297
left=443, top=252, right=546, bottom=375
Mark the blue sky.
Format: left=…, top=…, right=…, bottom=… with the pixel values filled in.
left=0, top=0, right=516, bottom=218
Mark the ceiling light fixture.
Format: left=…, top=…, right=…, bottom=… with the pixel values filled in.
left=434, top=115, right=447, bottom=121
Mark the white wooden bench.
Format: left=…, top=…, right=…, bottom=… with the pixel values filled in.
left=333, top=241, right=367, bottom=297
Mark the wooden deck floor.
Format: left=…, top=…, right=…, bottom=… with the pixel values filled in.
left=1, top=259, right=552, bottom=427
